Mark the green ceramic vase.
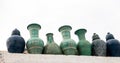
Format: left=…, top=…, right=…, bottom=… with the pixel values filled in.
left=26, top=23, right=44, bottom=54
left=75, top=29, right=91, bottom=55
left=44, top=33, right=62, bottom=54
left=59, top=25, right=78, bottom=55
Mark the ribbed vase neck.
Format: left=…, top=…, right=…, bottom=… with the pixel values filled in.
left=61, top=31, right=71, bottom=39
left=59, top=25, right=72, bottom=40
left=27, top=23, right=41, bottom=38
left=46, top=33, right=54, bottom=43
left=29, top=29, right=39, bottom=38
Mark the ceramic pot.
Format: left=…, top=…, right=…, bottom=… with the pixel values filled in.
left=92, top=33, right=106, bottom=56
left=44, top=33, right=62, bottom=54
left=7, top=29, right=25, bottom=53
left=26, top=23, right=44, bottom=54
left=75, top=29, right=91, bottom=55
left=106, top=32, right=120, bottom=57
left=59, top=25, right=78, bottom=55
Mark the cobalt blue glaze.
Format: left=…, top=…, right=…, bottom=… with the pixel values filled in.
left=106, top=32, right=120, bottom=57
left=7, top=29, right=25, bottom=53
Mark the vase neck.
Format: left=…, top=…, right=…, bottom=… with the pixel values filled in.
left=29, top=29, right=39, bottom=38
left=75, top=29, right=87, bottom=40
left=47, top=34, right=54, bottom=43
left=61, top=31, right=71, bottom=39
left=77, top=34, right=86, bottom=40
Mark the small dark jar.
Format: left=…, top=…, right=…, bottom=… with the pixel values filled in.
left=6, top=29, right=25, bottom=53
left=106, top=32, right=120, bottom=57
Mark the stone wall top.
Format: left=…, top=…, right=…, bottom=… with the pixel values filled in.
left=0, top=51, right=120, bottom=63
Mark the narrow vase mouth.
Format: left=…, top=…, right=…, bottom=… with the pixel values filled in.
left=75, top=28, right=87, bottom=35
left=92, top=33, right=100, bottom=41
left=12, top=28, right=21, bottom=36
left=46, top=33, right=53, bottom=36
left=58, top=25, right=72, bottom=32
left=106, top=32, right=115, bottom=41
left=27, top=23, right=41, bottom=30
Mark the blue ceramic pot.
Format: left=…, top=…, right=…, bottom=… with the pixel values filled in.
left=7, top=29, right=25, bottom=53
left=106, top=32, right=120, bottom=57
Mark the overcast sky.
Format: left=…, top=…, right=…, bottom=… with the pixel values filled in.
left=0, top=0, right=120, bottom=50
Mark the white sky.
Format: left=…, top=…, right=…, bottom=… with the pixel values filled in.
left=0, top=0, right=120, bottom=50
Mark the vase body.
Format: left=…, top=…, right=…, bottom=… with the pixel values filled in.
left=75, top=29, right=91, bottom=55
left=92, top=33, right=106, bottom=56
left=7, top=29, right=25, bottom=53
left=26, top=23, right=44, bottom=54
left=106, top=32, right=120, bottom=57
left=44, top=33, right=62, bottom=54
left=59, top=25, right=78, bottom=55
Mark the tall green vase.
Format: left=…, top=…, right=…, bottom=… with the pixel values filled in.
left=75, top=29, right=91, bottom=55
left=59, top=25, right=78, bottom=55
left=26, top=23, right=44, bottom=54
left=44, top=33, right=62, bottom=54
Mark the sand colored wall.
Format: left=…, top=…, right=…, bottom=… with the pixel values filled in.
left=0, top=51, right=120, bottom=63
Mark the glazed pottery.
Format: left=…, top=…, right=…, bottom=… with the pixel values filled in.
left=59, top=25, right=78, bottom=55
left=26, top=23, right=44, bottom=54
left=75, top=29, right=91, bottom=55
left=7, top=29, right=25, bottom=53
left=44, top=33, right=62, bottom=54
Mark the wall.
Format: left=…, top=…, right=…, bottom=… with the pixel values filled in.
left=0, top=51, right=120, bottom=63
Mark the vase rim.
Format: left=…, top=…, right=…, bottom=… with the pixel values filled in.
left=58, top=25, right=72, bottom=32
left=75, top=28, right=87, bottom=34
left=46, top=33, right=53, bottom=36
left=27, top=23, right=41, bottom=30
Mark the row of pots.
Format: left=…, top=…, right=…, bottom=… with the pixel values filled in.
left=6, top=23, right=120, bottom=57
